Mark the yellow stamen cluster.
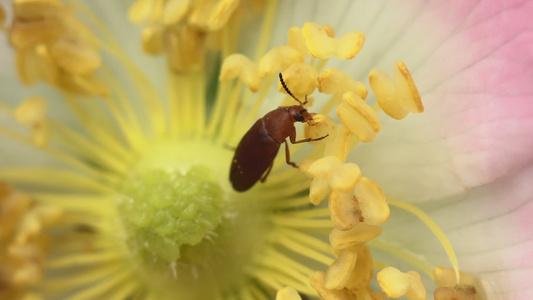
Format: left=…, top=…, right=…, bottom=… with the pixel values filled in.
left=129, top=0, right=266, bottom=73
left=15, top=97, right=50, bottom=147
left=220, top=21, right=426, bottom=298
left=377, top=267, right=427, bottom=300
left=0, top=182, right=61, bottom=299
left=275, top=286, right=302, bottom=300
left=433, top=267, right=482, bottom=300
left=8, top=0, right=107, bottom=96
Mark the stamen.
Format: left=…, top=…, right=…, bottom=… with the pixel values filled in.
left=354, top=177, right=390, bottom=225
left=276, top=62, right=317, bottom=99
left=0, top=182, right=61, bottom=297
left=188, top=0, right=240, bottom=31
left=369, top=61, right=423, bottom=120
left=310, top=271, right=354, bottom=299
left=219, top=53, right=261, bottom=92
left=141, top=25, right=165, bottom=54
left=318, top=68, right=368, bottom=99
left=329, top=223, right=382, bottom=250
left=275, top=286, right=301, bottom=300
left=377, top=267, right=426, bottom=300
left=387, top=197, right=461, bottom=282
left=163, top=0, right=191, bottom=25
left=15, top=96, right=50, bottom=147
left=337, top=91, right=381, bottom=142
left=329, top=191, right=363, bottom=230
left=287, top=27, right=308, bottom=58
left=9, top=0, right=107, bottom=95
left=258, top=46, right=304, bottom=78
left=324, top=247, right=357, bottom=290
left=345, top=245, right=374, bottom=292
left=164, top=24, right=206, bottom=73
left=302, top=22, right=365, bottom=60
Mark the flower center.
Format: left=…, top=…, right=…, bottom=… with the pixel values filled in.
left=114, top=139, right=272, bottom=298
left=118, top=166, right=224, bottom=266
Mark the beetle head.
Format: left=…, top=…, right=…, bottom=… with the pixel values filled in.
left=287, top=105, right=315, bottom=123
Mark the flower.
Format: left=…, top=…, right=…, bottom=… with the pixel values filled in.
left=0, top=1, right=532, bottom=300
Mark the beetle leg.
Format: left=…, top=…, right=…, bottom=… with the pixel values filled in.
left=284, top=139, right=298, bottom=168
left=260, top=161, right=274, bottom=183
left=290, top=134, right=329, bottom=144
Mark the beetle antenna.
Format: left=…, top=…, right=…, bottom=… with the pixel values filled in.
left=279, top=73, right=303, bottom=105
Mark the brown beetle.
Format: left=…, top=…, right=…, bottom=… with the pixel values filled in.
left=229, top=73, right=328, bottom=192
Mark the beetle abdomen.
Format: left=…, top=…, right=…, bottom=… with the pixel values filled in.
left=230, top=119, right=281, bottom=191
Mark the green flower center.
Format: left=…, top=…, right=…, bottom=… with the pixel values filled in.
left=119, top=166, right=224, bottom=265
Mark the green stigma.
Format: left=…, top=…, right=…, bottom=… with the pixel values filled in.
left=118, top=166, right=224, bottom=266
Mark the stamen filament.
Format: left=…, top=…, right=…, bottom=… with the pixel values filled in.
left=281, top=207, right=330, bottom=218
left=279, top=229, right=332, bottom=254
left=206, top=81, right=232, bottom=136
left=68, top=269, right=132, bottom=300
left=52, top=122, right=130, bottom=173
left=0, top=127, right=118, bottom=183
left=277, top=234, right=334, bottom=266
left=97, top=42, right=167, bottom=136
left=271, top=217, right=333, bottom=230
left=368, top=239, right=434, bottom=278
left=0, top=169, right=111, bottom=193
left=216, top=81, right=243, bottom=144
left=387, top=197, right=460, bottom=283
left=100, top=67, right=146, bottom=149
left=271, top=195, right=310, bottom=209
left=47, top=251, right=123, bottom=269
left=253, top=0, right=279, bottom=61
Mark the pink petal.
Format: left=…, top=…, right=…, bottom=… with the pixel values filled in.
left=381, top=164, right=533, bottom=299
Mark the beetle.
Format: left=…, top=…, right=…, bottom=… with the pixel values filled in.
left=229, top=73, right=328, bottom=192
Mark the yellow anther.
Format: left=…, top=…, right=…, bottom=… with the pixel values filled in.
left=318, top=68, right=368, bottom=99
left=329, top=223, right=382, bottom=250
left=345, top=245, right=374, bottom=292
left=306, top=156, right=341, bottom=178
left=310, top=271, right=354, bottom=300
left=325, top=247, right=357, bottom=290
left=329, top=191, right=362, bottom=231
left=15, top=97, right=46, bottom=125
left=128, top=0, right=162, bottom=24
left=57, top=73, right=108, bottom=97
left=377, top=267, right=426, bottom=300
left=15, top=206, right=61, bottom=245
left=433, top=267, right=476, bottom=287
left=258, top=46, right=304, bottom=78
left=0, top=184, right=32, bottom=240
left=141, top=25, right=165, bottom=54
left=328, top=162, right=361, bottom=192
left=287, top=27, right=308, bottom=58
left=354, top=177, right=390, bottom=225
left=12, top=0, right=63, bottom=21
left=165, top=24, right=206, bottom=73
left=434, top=285, right=478, bottom=300
left=309, top=178, right=330, bottom=206
left=163, top=0, right=191, bottom=25
left=49, top=36, right=101, bottom=75
left=324, top=124, right=354, bottom=161
left=337, top=91, right=381, bottom=142
left=16, top=45, right=58, bottom=85
left=275, top=287, right=302, bottom=300
left=219, top=53, right=261, bottom=92
left=369, top=61, right=423, bottom=120
left=189, top=0, right=240, bottom=31
left=15, top=97, right=50, bottom=147
left=304, top=114, right=335, bottom=145
left=302, top=22, right=365, bottom=60
left=277, top=62, right=317, bottom=99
